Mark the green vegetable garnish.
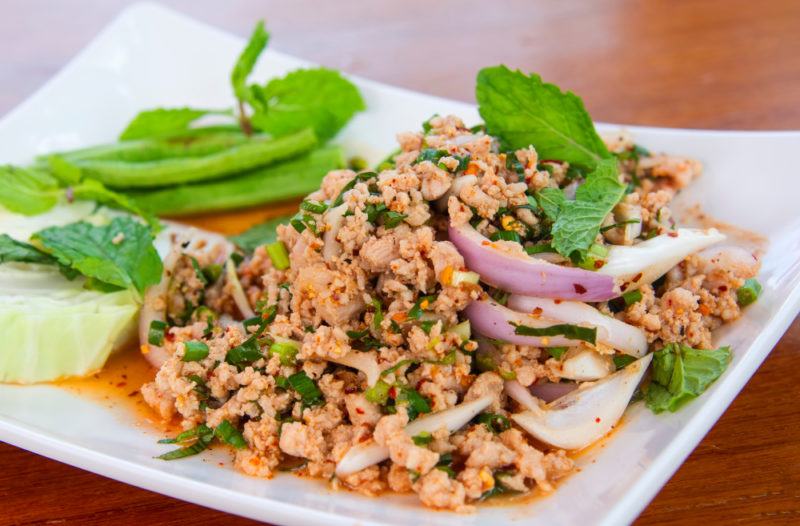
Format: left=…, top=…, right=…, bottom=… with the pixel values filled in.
left=119, top=107, right=221, bottom=141
left=299, top=200, right=328, bottom=214
left=382, top=211, right=407, bottom=229
left=736, top=278, right=762, bottom=307
left=477, top=412, right=511, bottom=434
left=408, top=295, right=437, bottom=320
left=545, top=346, right=568, bottom=360
left=621, top=289, right=643, bottom=306
left=266, top=241, right=290, bottom=270
left=231, top=21, right=270, bottom=111
left=32, top=216, right=163, bottom=295
left=534, top=187, right=566, bottom=222
left=490, top=230, right=521, bottom=243
left=182, top=341, right=210, bottom=362
left=365, top=380, right=391, bottom=405
left=645, top=343, right=731, bottom=414
left=229, top=215, right=292, bottom=253
left=396, top=387, right=431, bottom=420
left=0, top=234, right=59, bottom=266
left=156, top=424, right=214, bottom=460
left=412, top=431, right=433, bottom=446
left=0, top=165, right=61, bottom=215
left=214, top=420, right=248, bottom=449
left=269, top=340, right=299, bottom=366
left=476, top=65, right=612, bottom=171
left=613, top=354, right=636, bottom=369
left=511, top=322, right=597, bottom=345
left=288, top=371, right=323, bottom=406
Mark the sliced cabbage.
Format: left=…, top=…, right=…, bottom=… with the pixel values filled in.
left=0, top=263, right=138, bottom=383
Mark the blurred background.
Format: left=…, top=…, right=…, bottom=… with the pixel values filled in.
left=1, top=1, right=798, bottom=525
left=2, top=0, right=799, bottom=129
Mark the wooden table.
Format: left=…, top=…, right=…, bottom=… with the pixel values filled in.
left=1, top=1, right=798, bottom=524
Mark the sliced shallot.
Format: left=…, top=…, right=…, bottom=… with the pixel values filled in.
left=329, top=350, right=381, bottom=387
left=466, top=299, right=586, bottom=347
left=507, top=295, right=648, bottom=357
left=335, top=395, right=493, bottom=477
left=448, top=223, right=617, bottom=301
left=510, top=354, right=652, bottom=450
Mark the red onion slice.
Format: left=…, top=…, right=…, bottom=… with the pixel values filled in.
left=528, top=381, right=579, bottom=403
left=465, top=298, right=586, bottom=347
left=448, top=223, right=617, bottom=301
left=599, top=228, right=725, bottom=291
left=507, top=295, right=648, bottom=357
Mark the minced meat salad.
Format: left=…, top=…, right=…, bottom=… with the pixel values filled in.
left=139, top=69, right=761, bottom=512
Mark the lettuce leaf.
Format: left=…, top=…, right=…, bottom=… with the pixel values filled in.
left=550, top=158, right=625, bottom=260
left=645, top=343, right=732, bottom=413
left=32, top=216, right=162, bottom=295
left=476, top=66, right=611, bottom=170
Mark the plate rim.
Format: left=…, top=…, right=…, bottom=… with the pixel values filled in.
left=1, top=3, right=799, bottom=526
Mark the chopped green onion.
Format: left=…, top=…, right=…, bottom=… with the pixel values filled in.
left=290, top=212, right=307, bottom=233
left=436, top=464, right=456, bottom=478
left=613, top=354, right=636, bottom=369
left=190, top=256, right=208, bottom=286
left=333, top=171, right=376, bottom=207
left=422, top=115, right=438, bottom=134
left=408, top=295, right=437, bottom=320
left=499, top=369, right=517, bottom=380
left=226, top=314, right=270, bottom=368
left=621, top=289, right=643, bottom=306
left=414, top=148, right=448, bottom=164
left=156, top=425, right=214, bottom=460
left=371, top=297, right=384, bottom=330
left=182, top=341, right=209, bottom=362
left=148, top=320, right=168, bottom=346
left=365, top=380, right=391, bottom=405
left=576, top=243, right=609, bottom=270
left=737, top=278, right=762, bottom=307
left=397, top=387, right=431, bottom=420
left=477, top=412, right=511, bottom=434
left=202, top=263, right=223, bottom=284
left=300, top=199, right=328, bottom=214
left=511, top=322, right=597, bottom=345
left=266, top=241, right=290, bottom=270
left=269, top=340, right=299, bottom=366
left=380, top=359, right=418, bottom=377
left=448, top=320, right=471, bottom=342
left=275, top=375, right=290, bottom=389
left=365, top=202, right=388, bottom=224
left=412, top=431, right=433, bottom=446
left=475, top=352, right=496, bottom=372
left=545, top=347, right=568, bottom=360
left=214, top=420, right=247, bottom=449
left=525, top=243, right=555, bottom=255
left=419, top=320, right=438, bottom=334
left=490, top=230, right=521, bottom=243
left=230, top=252, right=244, bottom=266
left=348, top=156, right=368, bottom=171
left=288, top=371, right=323, bottom=406
left=437, top=350, right=457, bottom=365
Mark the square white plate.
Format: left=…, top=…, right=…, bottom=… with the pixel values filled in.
left=1, top=3, right=799, bottom=525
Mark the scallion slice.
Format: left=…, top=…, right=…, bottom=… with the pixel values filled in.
left=214, top=420, right=247, bottom=449
left=148, top=320, right=168, bottom=346
left=288, top=371, right=323, bottom=406
left=266, top=241, right=290, bottom=270
left=182, top=341, right=209, bottom=362
left=511, top=322, right=597, bottom=345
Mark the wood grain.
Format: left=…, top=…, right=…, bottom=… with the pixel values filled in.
left=1, top=1, right=798, bottom=524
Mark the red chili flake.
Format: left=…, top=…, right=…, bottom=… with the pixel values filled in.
left=344, top=385, right=359, bottom=394
left=620, top=282, right=629, bottom=292
left=115, top=382, right=126, bottom=388
left=165, top=332, right=176, bottom=342
left=719, top=285, right=728, bottom=292
left=389, top=387, right=398, bottom=399
left=595, top=417, right=601, bottom=423
left=594, top=260, right=605, bottom=269
left=416, top=380, right=426, bottom=390
left=668, top=231, right=679, bottom=238
left=128, top=390, right=139, bottom=397
left=356, top=407, right=365, bottom=414
left=531, top=307, right=543, bottom=317
left=632, top=272, right=643, bottom=283
left=573, top=283, right=587, bottom=294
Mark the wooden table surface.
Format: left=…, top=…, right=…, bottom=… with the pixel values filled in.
left=1, top=0, right=798, bottom=524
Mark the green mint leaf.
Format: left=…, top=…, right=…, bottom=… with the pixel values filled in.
left=551, top=159, right=625, bottom=259
left=231, top=21, right=270, bottom=105
left=535, top=187, right=566, bottom=221
left=0, top=165, right=61, bottom=215
left=70, top=178, right=161, bottom=232
left=476, top=66, right=611, bottom=170
left=119, top=107, right=218, bottom=141
left=645, top=343, right=732, bottom=414
left=229, top=214, right=292, bottom=253
left=0, top=234, right=57, bottom=265
left=32, top=216, right=163, bottom=295
left=249, top=68, right=365, bottom=142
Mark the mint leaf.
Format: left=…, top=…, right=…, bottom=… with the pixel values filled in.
left=119, top=107, right=217, bottom=141
left=249, top=68, right=365, bottom=142
left=535, top=187, right=566, bottom=221
left=231, top=20, right=269, bottom=105
left=0, top=165, right=61, bottom=215
left=551, top=159, right=625, bottom=259
left=32, top=216, right=162, bottom=295
left=476, top=66, right=611, bottom=170
left=229, top=214, right=292, bottom=253
left=645, top=343, right=732, bottom=414
left=0, top=234, right=57, bottom=265
left=70, top=178, right=161, bottom=232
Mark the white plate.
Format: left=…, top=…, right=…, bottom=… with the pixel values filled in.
left=1, top=3, right=799, bottom=525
